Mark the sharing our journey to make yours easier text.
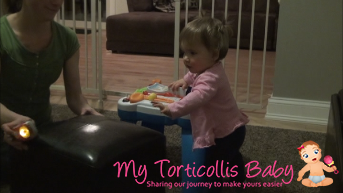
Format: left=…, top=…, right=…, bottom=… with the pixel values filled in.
left=146, top=180, right=283, bottom=189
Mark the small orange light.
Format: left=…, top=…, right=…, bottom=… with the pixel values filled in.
left=19, top=125, right=31, bottom=139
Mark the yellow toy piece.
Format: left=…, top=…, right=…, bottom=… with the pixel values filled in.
left=148, top=93, right=157, bottom=101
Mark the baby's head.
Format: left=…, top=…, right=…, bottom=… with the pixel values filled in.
left=298, top=140, right=322, bottom=164
left=180, top=17, right=231, bottom=62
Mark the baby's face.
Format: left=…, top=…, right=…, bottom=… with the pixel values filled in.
left=300, top=145, right=322, bottom=164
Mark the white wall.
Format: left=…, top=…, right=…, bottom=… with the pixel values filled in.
left=273, top=0, right=342, bottom=101
left=106, top=0, right=129, bottom=16
left=266, top=0, right=342, bottom=126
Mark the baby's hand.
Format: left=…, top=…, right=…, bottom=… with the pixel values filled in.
left=297, top=176, right=302, bottom=181
left=169, top=79, right=188, bottom=92
left=151, top=101, right=172, bottom=117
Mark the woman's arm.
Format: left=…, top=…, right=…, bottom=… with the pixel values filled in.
left=0, top=57, right=25, bottom=125
left=0, top=58, right=30, bottom=149
left=62, top=49, right=101, bottom=116
left=0, top=103, right=29, bottom=125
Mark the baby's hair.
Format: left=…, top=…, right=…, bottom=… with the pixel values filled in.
left=298, top=140, right=320, bottom=156
left=180, top=16, right=232, bottom=62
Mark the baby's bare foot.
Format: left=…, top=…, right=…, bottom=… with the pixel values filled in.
left=317, top=182, right=323, bottom=186
left=311, top=182, right=318, bottom=187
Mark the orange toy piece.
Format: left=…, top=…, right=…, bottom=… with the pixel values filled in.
left=152, top=79, right=162, bottom=84
left=129, top=92, right=144, bottom=103
left=144, top=95, right=174, bottom=103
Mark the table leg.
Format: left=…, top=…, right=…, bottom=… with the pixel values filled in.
left=118, top=110, right=137, bottom=124
left=181, top=129, right=207, bottom=193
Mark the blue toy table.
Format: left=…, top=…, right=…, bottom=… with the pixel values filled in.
left=117, top=97, right=209, bottom=193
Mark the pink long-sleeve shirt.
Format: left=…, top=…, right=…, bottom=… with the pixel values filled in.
left=168, top=62, right=249, bottom=149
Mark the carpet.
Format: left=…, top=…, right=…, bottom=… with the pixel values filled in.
left=50, top=104, right=327, bottom=193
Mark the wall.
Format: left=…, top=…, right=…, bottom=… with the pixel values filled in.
left=266, top=0, right=342, bottom=126
left=106, top=0, right=128, bottom=16
left=273, top=0, right=342, bottom=100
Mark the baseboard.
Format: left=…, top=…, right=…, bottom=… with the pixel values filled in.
left=266, top=96, right=330, bottom=125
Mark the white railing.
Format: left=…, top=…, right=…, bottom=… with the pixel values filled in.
left=51, top=0, right=271, bottom=110
left=52, top=0, right=104, bottom=109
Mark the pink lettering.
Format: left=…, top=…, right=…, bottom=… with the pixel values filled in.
left=207, top=166, right=215, bottom=177
left=185, top=164, right=192, bottom=177
left=230, top=165, right=238, bottom=177
left=262, top=165, right=273, bottom=177
left=245, top=161, right=261, bottom=178
left=168, top=166, right=176, bottom=177
left=197, top=165, right=206, bottom=177
left=154, top=159, right=170, bottom=178
left=282, top=165, right=293, bottom=184
left=245, top=160, right=294, bottom=184
left=113, top=160, right=147, bottom=184
left=192, top=162, right=197, bottom=177
left=176, top=165, right=184, bottom=177
left=220, top=161, right=225, bottom=178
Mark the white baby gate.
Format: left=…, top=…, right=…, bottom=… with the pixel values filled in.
left=51, top=0, right=272, bottom=110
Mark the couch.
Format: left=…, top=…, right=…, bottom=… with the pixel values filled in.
left=320, top=89, right=343, bottom=193
left=106, top=0, right=279, bottom=56
left=106, top=0, right=199, bottom=56
left=9, top=115, right=166, bottom=193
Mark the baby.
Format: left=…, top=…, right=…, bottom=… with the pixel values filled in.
left=297, top=140, right=336, bottom=187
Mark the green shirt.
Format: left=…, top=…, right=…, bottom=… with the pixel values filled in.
left=0, top=15, right=80, bottom=126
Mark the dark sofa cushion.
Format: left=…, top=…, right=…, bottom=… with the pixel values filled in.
left=9, top=115, right=167, bottom=193
left=37, top=115, right=166, bottom=169
left=128, top=0, right=154, bottom=12
left=106, top=10, right=198, bottom=55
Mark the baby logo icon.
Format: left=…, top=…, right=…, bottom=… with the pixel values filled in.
left=297, top=140, right=338, bottom=187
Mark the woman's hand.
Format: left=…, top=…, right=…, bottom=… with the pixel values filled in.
left=80, top=106, right=103, bottom=116
left=151, top=101, right=172, bottom=117
left=169, top=79, right=188, bottom=92
left=1, top=116, right=31, bottom=150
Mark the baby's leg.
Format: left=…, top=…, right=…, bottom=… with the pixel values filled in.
left=224, top=126, right=246, bottom=183
left=203, top=146, right=223, bottom=193
left=202, top=126, right=246, bottom=193
left=317, top=177, right=333, bottom=186
left=301, top=178, right=316, bottom=187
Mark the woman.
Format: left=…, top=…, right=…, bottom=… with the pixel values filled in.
left=0, top=0, right=101, bottom=149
